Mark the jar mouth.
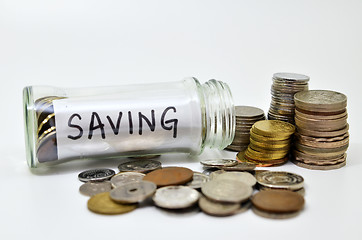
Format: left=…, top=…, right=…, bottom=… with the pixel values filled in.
left=201, top=79, right=235, bottom=149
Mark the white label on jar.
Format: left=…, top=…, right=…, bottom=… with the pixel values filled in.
left=53, top=86, right=202, bottom=160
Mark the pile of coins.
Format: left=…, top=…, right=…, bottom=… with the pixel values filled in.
left=292, top=90, right=349, bottom=170
left=225, top=106, right=265, bottom=152
left=238, top=120, right=295, bottom=166
left=78, top=158, right=305, bottom=219
left=268, top=73, right=309, bottom=124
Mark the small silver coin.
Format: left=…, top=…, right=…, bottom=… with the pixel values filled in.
left=110, top=180, right=157, bottom=204
left=185, top=172, right=209, bottom=189
left=212, top=171, right=257, bottom=187
left=200, top=159, right=238, bottom=168
left=221, top=162, right=256, bottom=171
left=201, top=179, right=253, bottom=203
left=110, top=172, right=146, bottom=188
left=153, top=186, right=200, bottom=209
left=79, top=181, right=112, bottom=197
left=256, top=171, right=304, bottom=190
left=78, top=169, right=115, bottom=182
left=199, top=196, right=240, bottom=216
left=118, top=159, right=162, bottom=173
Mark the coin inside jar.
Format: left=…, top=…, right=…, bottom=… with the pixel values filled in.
left=110, top=180, right=156, bottom=204
left=153, top=186, right=200, bottom=209
left=143, top=167, right=194, bottom=187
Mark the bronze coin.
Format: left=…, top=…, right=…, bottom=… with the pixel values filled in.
left=292, top=159, right=346, bottom=170
left=252, top=189, right=304, bottom=213
left=296, top=124, right=349, bottom=138
left=143, top=167, right=194, bottom=187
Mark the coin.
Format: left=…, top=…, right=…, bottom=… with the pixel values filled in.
left=256, top=171, right=304, bottom=190
left=252, top=189, right=304, bottom=213
left=143, top=167, right=194, bottom=187
left=78, top=169, right=115, bottom=182
left=185, top=172, right=209, bottom=189
left=118, top=159, right=162, bottom=173
left=294, top=90, right=347, bottom=112
left=296, top=124, right=349, bottom=138
left=201, top=179, right=253, bottom=203
left=292, top=159, right=346, bottom=170
left=273, top=72, right=310, bottom=83
left=221, top=162, right=256, bottom=171
left=79, top=181, right=112, bottom=197
left=110, top=172, right=146, bottom=188
left=87, top=192, right=137, bottom=215
left=252, top=206, right=301, bottom=219
left=198, top=196, right=240, bottom=216
left=259, top=186, right=306, bottom=197
left=36, top=130, right=58, bottom=163
left=128, top=154, right=161, bottom=160
left=295, top=134, right=349, bottom=149
left=200, top=159, right=238, bottom=168
left=235, top=106, right=265, bottom=119
left=110, top=180, right=156, bottom=204
left=252, top=120, right=295, bottom=137
left=212, top=171, right=256, bottom=187
left=153, top=186, right=200, bottom=209
left=209, top=170, right=226, bottom=180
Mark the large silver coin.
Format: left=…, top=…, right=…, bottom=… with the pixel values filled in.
left=209, top=170, right=226, bottom=180
left=185, top=172, right=209, bottom=189
left=110, top=172, right=146, bottom=188
left=256, top=171, right=304, bottom=190
left=78, top=169, right=115, bottom=182
left=110, top=180, right=156, bottom=204
left=153, top=186, right=200, bottom=209
left=212, top=171, right=257, bottom=187
left=201, top=179, right=253, bottom=203
left=294, top=90, right=347, bottom=112
left=273, top=72, right=310, bottom=83
left=235, top=106, right=265, bottom=119
left=118, top=159, right=162, bottom=173
left=199, top=196, right=240, bottom=216
left=200, top=159, right=238, bottom=168
left=79, top=181, right=112, bottom=197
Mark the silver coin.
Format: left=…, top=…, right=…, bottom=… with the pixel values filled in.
left=256, top=171, right=304, bottom=190
left=221, top=162, right=256, bottom=171
left=110, top=172, right=146, bottom=188
left=78, top=169, right=115, bottom=182
left=234, top=106, right=265, bottom=119
left=212, top=171, right=256, bottom=187
left=79, top=181, right=112, bottom=197
left=110, top=180, right=156, bottom=204
left=153, top=186, right=200, bottom=209
left=273, top=72, right=310, bottom=82
left=185, top=172, right=209, bottom=189
left=118, top=159, right=162, bottom=173
left=202, top=168, right=220, bottom=176
left=209, top=170, right=226, bottom=180
left=199, top=196, right=240, bottom=216
left=200, top=159, right=238, bottom=168
left=201, top=179, right=253, bottom=203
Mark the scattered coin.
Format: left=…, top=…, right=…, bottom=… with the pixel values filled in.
left=87, top=192, right=137, bottom=215
left=143, top=167, right=194, bottom=187
left=118, top=159, right=162, bottom=173
left=110, top=180, right=157, bottom=204
left=185, top=172, right=209, bottom=189
left=212, top=171, right=257, bottom=187
left=110, top=172, right=146, bottom=188
left=252, top=206, right=301, bottom=219
left=198, top=196, right=240, bottom=217
left=79, top=181, right=112, bottom=197
left=256, top=171, right=304, bottom=190
left=221, top=162, right=256, bottom=171
left=200, top=159, right=238, bottom=168
left=153, top=186, right=200, bottom=209
left=78, top=169, right=115, bottom=182
left=201, top=179, right=253, bottom=203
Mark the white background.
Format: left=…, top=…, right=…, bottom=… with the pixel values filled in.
left=1, top=1, right=362, bottom=239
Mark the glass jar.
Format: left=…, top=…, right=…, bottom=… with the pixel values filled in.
left=23, top=77, right=235, bottom=168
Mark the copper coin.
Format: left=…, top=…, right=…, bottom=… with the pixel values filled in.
left=292, top=159, right=346, bottom=170
left=143, top=167, right=194, bottom=187
left=252, top=190, right=304, bottom=213
left=295, top=108, right=347, bottom=120
left=296, top=124, right=349, bottom=138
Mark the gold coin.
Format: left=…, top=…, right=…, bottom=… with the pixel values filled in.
left=250, top=129, right=291, bottom=142
left=252, top=120, right=295, bottom=138
left=87, top=192, right=137, bottom=215
left=243, top=154, right=288, bottom=167
left=245, top=147, right=288, bottom=161
left=249, top=138, right=290, bottom=151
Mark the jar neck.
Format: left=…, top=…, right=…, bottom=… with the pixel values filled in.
left=198, top=79, right=235, bottom=150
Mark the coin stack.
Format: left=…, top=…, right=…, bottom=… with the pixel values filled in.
left=225, top=106, right=265, bottom=152
left=238, top=120, right=295, bottom=166
left=268, top=73, right=310, bottom=124
left=292, top=90, right=349, bottom=170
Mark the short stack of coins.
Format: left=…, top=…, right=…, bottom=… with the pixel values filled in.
left=238, top=120, right=295, bottom=166
left=292, top=90, right=349, bottom=170
left=268, top=73, right=310, bottom=124
left=225, top=106, right=265, bottom=152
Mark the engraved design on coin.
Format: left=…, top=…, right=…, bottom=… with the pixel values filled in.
left=79, top=181, right=112, bottom=196
left=110, top=172, right=146, bottom=188
left=78, top=169, right=116, bottom=182
left=200, top=159, right=238, bottom=168
left=118, top=160, right=162, bottom=173
left=110, top=180, right=157, bottom=204
left=212, top=171, right=257, bottom=187
left=185, top=172, right=209, bottom=189
left=153, top=186, right=200, bottom=209
left=256, top=171, right=304, bottom=190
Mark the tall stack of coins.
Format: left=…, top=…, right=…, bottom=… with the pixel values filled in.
left=225, top=106, right=265, bottom=152
left=238, top=120, right=295, bottom=166
left=268, top=73, right=309, bottom=124
left=292, top=90, right=349, bottom=170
